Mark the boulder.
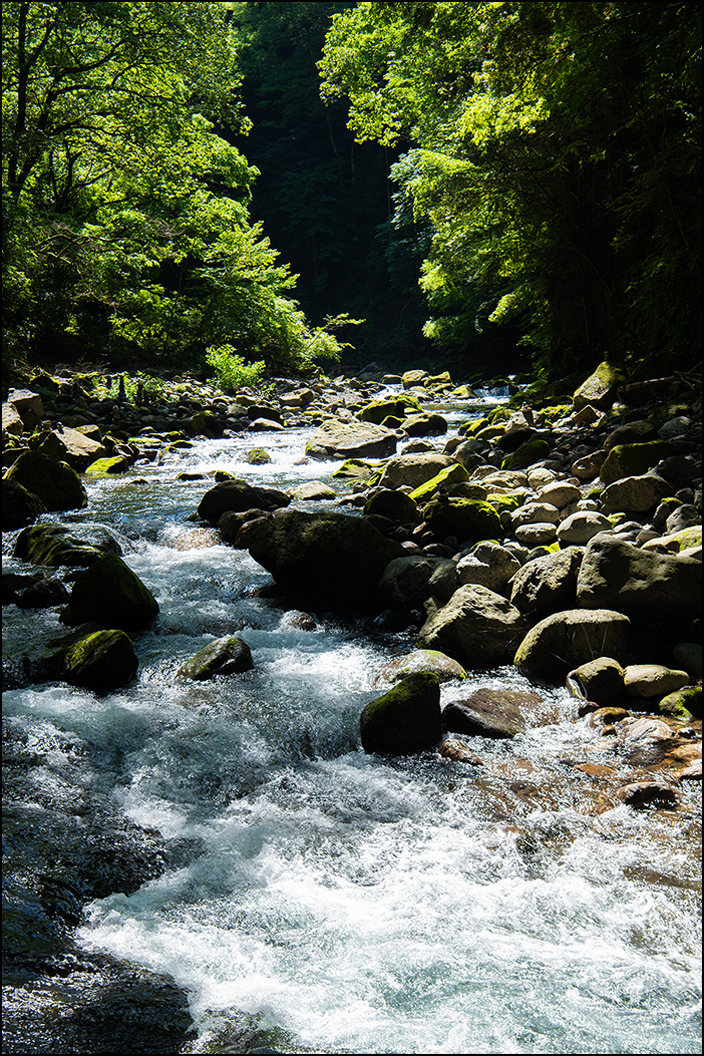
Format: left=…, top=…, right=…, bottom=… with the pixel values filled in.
left=600, top=473, right=669, bottom=514
left=2, top=402, right=24, bottom=436
left=35, top=426, right=107, bottom=471
left=514, top=609, right=630, bottom=679
left=511, top=501, right=561, bottom=527
left=622, top=664, right=690, bottom=699
left=198, top=479, right=290, bottom=524
left=4, top=451, right=87, bottom=511
left=576, top=536, right=702, bottom=623
left=509, top=546, right=584, bottom=616
left=364, top=488, right=418, bottom=523
left=178, top=636, right=253, bottom=680
left=305, top=419, right=397, bottom=460
left=658, top=686, right=702, bottom=720
left=371, top=649, right=466, bottom=687
left=572, top=361, right=624, bottom=411
left=62, top=629, right=139, bottom=690
left=513, top=523, right=558, bottom=547
left=14, top=522, right=120, bottom=567
left=599, top=442, right=675, bottom=485
left=566, top=657, right=625, bottom=706
left=378, top=452, right=456, bottom=490
left=456, top=542, right=521, bottom=594
left=557, top=511, right=613, bottom=545
left=357, top=394, right=422, bottom=424
left=290, top=481, right=337, bottom=501
left=14, top=576, right=70, bottom=609
left=2, top=478, right=48, bottom=530
left=61, top=555, right=159, bottom=630
left=442, top=689, right=530, bottom=739
left=536, top=481, right=582, bottom=509
left=377, top=555, right=458, bottom=610
left=360, top=672, right=442, bottom=754
left=246, top=509, right=404, bottom=613
left=7, top=388, right=44, bottom=429
left=401, top=413, right=448, bottom=436
left=421, top=496, right=504, bottom=543
left=417, top=584, right=527, bottom=668
left=500, top=438, right=551, bottom=470
left=402, top=369, right=429, bottom=389
left=408, top=463, right=470, bottom=504
left=85, top=455, right=131, bottom=476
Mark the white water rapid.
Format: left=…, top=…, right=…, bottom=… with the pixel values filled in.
left=3, top=393, right=701, bottom=1054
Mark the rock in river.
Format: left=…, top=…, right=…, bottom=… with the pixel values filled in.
left=360, top=672, right=442, bottom=754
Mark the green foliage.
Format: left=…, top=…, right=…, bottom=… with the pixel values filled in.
left=204, top=345, right=266, bottom=393
left=2, top=1, right=343, bottom=372
left=320, top=2, right=702, bottom=378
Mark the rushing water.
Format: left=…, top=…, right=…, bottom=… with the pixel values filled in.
left=2, top=393, right=701, bottom=1054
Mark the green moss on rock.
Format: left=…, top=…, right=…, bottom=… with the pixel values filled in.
left=360, top=672, right=442, bottom=754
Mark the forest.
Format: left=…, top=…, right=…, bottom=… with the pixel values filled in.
left=3, top=1, right=701, bottom=387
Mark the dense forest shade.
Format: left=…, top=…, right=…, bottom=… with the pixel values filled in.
left=321, top=0, right=702, bottom=382
left=3, top=1, right=701, bottom=383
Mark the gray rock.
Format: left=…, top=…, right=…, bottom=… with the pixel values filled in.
left=61, top=555, right=159, bottom=630
left=600, top=473, right=670, bottom=514
left=557, top=510, right=613, bottom=544
left=290, top=481, right=337, bottom=501
left=509, top=546, right=584, bottom=615
left=377, top=555, right=458, bottom=609
left=576, top=535, right=702, bottom=623
left=513, top=522, right=558, bottom=546
left=665, top=504, right=701, bottom=534
left=514, top=609, right=630, bottom=679
left=456, top=542, right=521, bottom=593
left=511, top=501, right=561, bottom=527
left=371, top=649, right=466, bottom=687
left=566, top=657, right=625, bottom=706
left=378, top=452, right=456, bottom=490
left=536, top=481, right=582, bottom=509
left=417, top=584, right=527, bottom=668
left=623, top=664, right=689, bottom=698
left=306, top=418, right=398, bottom=460
left=178, top=636, right=253, bottom=680
left=198, top=479, right=290, bottom=524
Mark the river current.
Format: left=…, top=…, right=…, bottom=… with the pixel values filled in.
left=2, top=391, right=701, bottom=1054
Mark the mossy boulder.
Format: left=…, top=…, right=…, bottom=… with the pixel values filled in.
left=377, top=555, right=458, bottom=610
left=500, top=438, right=551, bottom=471
left=364, top=488, right=418, bottom=523
left=401, top=412, right=448, bottom=436
left=61, top=554, right=159, bottom=630
left=600, top=441, right=675, bottom=485
left=4, top=451, right=87, bottom=510
left=14, top=523, right=105, bottom=568
left=572, top=361, right=625, bottom=411
left=371, top=649, right=466, bottom=687
left=84, top=455, right=130, bottom=476
left=357, top=394, right=422, bottom=424
left=62, top=629, right=139, bottom=690
left=657, top=686, right=702, bottom=720
left=408, top=463, right=470, bottom=504
left=245, top=509, right=405, bottom=613
left=566, top=657, right=625, bottom=706
left=331, top=458, right=381, bottom=481
left=178, top=636, right=253, bottom=680
left=421, top=496, right=503, bottom=543
left=360, top=672, right=442, bottom=754
left=2, top=478, right=48, bottom=530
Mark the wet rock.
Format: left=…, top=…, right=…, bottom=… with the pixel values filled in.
left=198, top=478, right=290, bottom=524
left=85, top=454, right=131, bottom=475
left=178, top=635, right=254, bottom=680
left=442, top=689, right=528, bottom=739
left=623, top=664, right=689, bottom=699
left=617, top=716, right=675, bottom=764
left=357, top=394, right=422, bottom=424
left=438, top=738, right=484, bottom=764
left=305, top=418, right=397, bottom=460
left=377, top=555, right=458, bottom=610
left=61, top=554, right=159, bottom=630
left=657, top=686, right=702, bottom=720
left=402, top=412, right=448, bottom=436
left=514, top=609, right=630, bottom=680
left=60, top=628, right=139, bottom=690
left=1, top=478, right=48, bottom=529
left=14, top=521, right=119, bottom=567
left=371, top=649, right=466, bottom=687
left=617, top=780, right=679, bottom=808
left=245, top=447, right=272, bottom=464
left=246, top=509, right=404, bottom=613
left=576, top=536, right=702, bottom=623
left=14, top=576, right=70, bottom=609
left=417, top=584, right=527, bottom=668
left=4, top=450, right=87, bottom=510
left=291, top=481, right=337, bottom=501
left=509, top=546, right=583, bottom=616
left=360, top=672, right=442, bottom=754
left=566, top=657, right=625, bottom=706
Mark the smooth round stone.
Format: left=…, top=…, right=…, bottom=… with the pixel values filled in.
left=514, top=522, right=557, bottom=546
left=511, top=501, right=561, bottom=527
left=536, top=481, right=582, bottom=509
left=623, top=664, right=690, bottom=698
left=557, top=511, right=613, bottom=544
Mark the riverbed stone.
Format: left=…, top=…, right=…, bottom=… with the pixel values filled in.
left=513, top=522, right=558, bottom=546
left=290, top=481, right=337, bottom=501
left=371, top=649, right=466, bottom=687
left=198, top=478, right=290, bottom=524
left=600, top=473, right=670, bottom=514
left=360, top=672, right=442, bottom=754
left=617, top=780, right=678, bottom=808
left=35, top=425, right=107, bottom=471
left=511, top=501, right=561, bottom=527
left=442, top=688, right=529, bottom=739
left=576, top=535, right=702, bottom=623
left=508, top=546, right=584, bottom=616
left=2, top=401, right=24, bottom=436
left=421, top=496, right=504, bottom=543
left=622, top=664, right=690, bottom=699
left=417, top=584, right=527, bottom=668
left=178, top=635, right=254, bottom=680
left=617, top=716, right=676, bottom=765
left=4, top=450, right=87, bottom=510
left=665, top=504, right=702, bottom=534
left=500, top=438, right=551, bottom=470
left=408, top=463, right=470, bottom=504
left=556, top=510, right=613, bottom=544
left=2, top=478, right=49, bottom=530
left=246, top=509, right=404, bottom=613
left=566, top=657, right=625, bottom=707
left=306, top=418, right=398, bottom=460
left=61, top=554, right=159, bottom=630
left=378, top=452, right=456, bottom=490
left=456, top=542, right=521, bottom=594
left=357, top=394, right=422, bottom=424
left=600, top=442, right=675, bottom=485
left=514, top=609, right=630, bottom=679
left=657, top=686, right=702, bottom=720
left=62, top=629, right=139, bottom=690
left=376, top=555, right=458, bottom=610
left=364, top=488, right=419, bottom=523
left=14, top=522, right=120, bottom=567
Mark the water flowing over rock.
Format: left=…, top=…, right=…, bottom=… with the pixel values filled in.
left=245, top=509, right=405, bottom=613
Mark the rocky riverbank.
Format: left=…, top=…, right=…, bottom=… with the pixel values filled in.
left=2, top=360, right=702, bottom=1052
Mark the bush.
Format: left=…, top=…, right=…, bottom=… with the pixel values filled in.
left=204, top=345, right=267, bottom=393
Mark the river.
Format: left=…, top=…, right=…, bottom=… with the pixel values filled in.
left=2, top=389, right=701, bottom=1054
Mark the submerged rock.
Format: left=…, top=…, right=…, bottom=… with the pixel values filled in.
left=360, top=672, right=442, bottom=754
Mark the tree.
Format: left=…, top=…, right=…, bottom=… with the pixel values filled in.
left=320, top=2, right=702, bottom=379
left=2, top=1, right=342, bottom=371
